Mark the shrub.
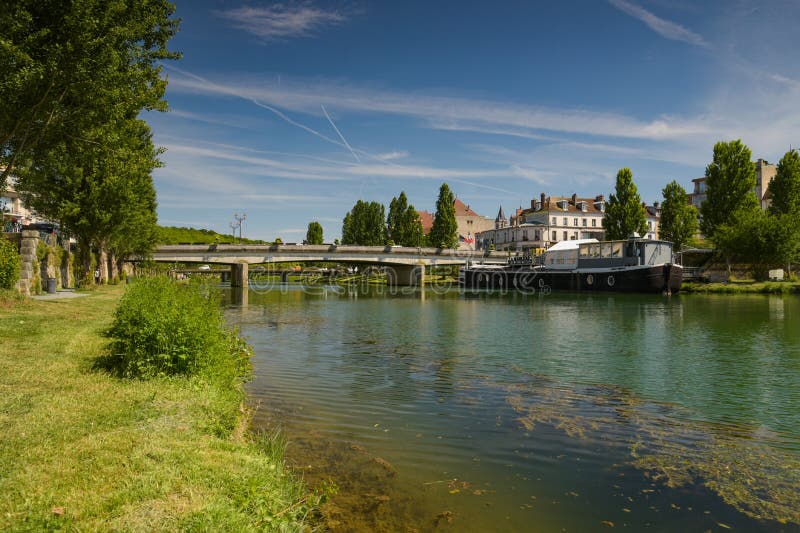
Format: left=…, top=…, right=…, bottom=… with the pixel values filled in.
left=107, top=276, right=247, bottom=378
left=0, top=237, right=21, bottom=290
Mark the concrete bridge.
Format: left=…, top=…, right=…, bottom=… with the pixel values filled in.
left=149, top=244, right=508, bottom=287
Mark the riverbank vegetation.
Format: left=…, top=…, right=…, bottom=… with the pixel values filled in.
left=681, top=279, right=800, bottom=294
left=2, top=2, right=181, bottom=284
left=0, top=283, right=316, bottom=531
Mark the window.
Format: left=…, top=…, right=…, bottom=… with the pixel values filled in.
left=563, top=217, right=568, bottom=226
left=574, top=218, right=578, bottom=226
left=552, top=217, right=557, bottom=225
left=522, top=230, right=528, bottom=241
left=534, top=230, right=540, bottom=241
left=563, top=231, right=568, bottom=240
left=648, top=221, right=653, bottom=229
left=582, top=218, right=587, bottom=227
left=592, top=219, right=597, bottom=227
left=552, top=231, right=557, bottom=241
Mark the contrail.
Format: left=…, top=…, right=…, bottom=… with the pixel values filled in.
left=249, top=99, right=343, bottom=147
left=321, top=104, right=361, bottom=163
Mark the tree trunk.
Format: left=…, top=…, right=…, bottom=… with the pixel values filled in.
left=79, top=241, right=92, bottom=285
left=109, top=252, right=118, bottom=283
left=98, top=244, right=109, bottom=285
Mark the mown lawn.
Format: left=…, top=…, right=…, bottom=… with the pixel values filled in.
left=0, top=286, right=313, bottom=531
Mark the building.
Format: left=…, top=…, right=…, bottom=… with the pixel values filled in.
left=477, top=192, right=662, bottom=252
left=689, top=158, right=777, bottom=211
left=417, top=198, right=494, bottom=250
left=2, top=178, right=40, bottom=232
left=477, top=193, right=607, bottom=252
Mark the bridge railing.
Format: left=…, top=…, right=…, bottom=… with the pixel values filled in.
left=154, top=243, right=509, bottom=260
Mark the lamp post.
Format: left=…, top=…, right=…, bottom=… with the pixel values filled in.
left=229, top=212, right=247, bottom=243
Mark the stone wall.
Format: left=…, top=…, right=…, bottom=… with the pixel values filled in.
left=17, top=230, right=40, bottom=295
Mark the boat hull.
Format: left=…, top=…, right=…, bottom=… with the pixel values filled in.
left=460, top=264, right=682, bottom=294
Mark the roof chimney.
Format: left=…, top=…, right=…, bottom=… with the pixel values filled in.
left=541, top=192, right=546, bottom=206
left=571, top=193, right=577, bottom=205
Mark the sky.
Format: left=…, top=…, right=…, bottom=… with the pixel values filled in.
left=147, top=0, right=800, bottom=241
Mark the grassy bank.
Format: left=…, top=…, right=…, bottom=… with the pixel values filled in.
left=682, top=280, right=800, bottom=294
left=0, top=285, right=313, bottom=531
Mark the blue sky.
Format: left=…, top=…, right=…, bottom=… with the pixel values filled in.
left=147, top=0, right=800, bottom=241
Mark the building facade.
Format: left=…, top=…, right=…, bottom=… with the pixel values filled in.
left=2, top=178, right=40, bottom=232
left=477, top=193, right=607, bottom=252
left=417, top=198, right=494, bottom=250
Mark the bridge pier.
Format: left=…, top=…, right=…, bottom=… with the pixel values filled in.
left=392, top=264, right=425, bottom=287
left=230, top=263, right=248, bottom=288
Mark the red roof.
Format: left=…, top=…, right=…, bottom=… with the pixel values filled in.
left=417, top=210, right=434, bottom=234
left=453, top=198, right=480, bottom=217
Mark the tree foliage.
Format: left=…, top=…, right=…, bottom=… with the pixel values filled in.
left=700, top=140, right=757, bottom=237
left=658, top=180, right=698, bottom=250
left=305, top=221, right=323, bottom=245
left=712, top=204, right=800, bottom=279
left=0, top=0, right=181, bottom=189
left=387, top=191, right=424, bottom=247
left=768, top=149, right=800, bottom=216
left=0, top=236, right=21, bottom=290
left=428, top=183, right=458, bottom=248
left=341, top=200, right=387, bottom=246
left=16, top=118, right=161, bottom=279
left=603, top=168, right=648, bottom=240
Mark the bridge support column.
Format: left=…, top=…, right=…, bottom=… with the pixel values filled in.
left=231, top=263, right=248, bottom=288
left=393, top=264, right=425, bottom=287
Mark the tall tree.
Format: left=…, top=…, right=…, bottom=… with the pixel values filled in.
left=768, top=149, right=800, bottom=216
left=340, top=200, right=386, bottom=245
left=700, top=140, right=757, bottom=237
left=428, top=183, right=458, bottom=248
left=0, top=0, right=180, bottom=189
left=17, top=117, right=161, bottom=282
left=387, top=192, right=408, bottom=244
left=659, top=180, right=698, bottom=250
left=305, top=221, right=323, bottom=244
left=603, top=168, right=648, bottom=240
left=387, top=191, right=425, bottom=246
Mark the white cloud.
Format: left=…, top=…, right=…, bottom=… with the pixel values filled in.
left=608, top=0, right=708, bottom=47
left=216, top=4, right=346, bottom=41
left=375, top=151, right=409, bottom=161
left=166, top=67, right=720, bottom=142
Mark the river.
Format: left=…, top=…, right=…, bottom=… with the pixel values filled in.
left=224, top=285, right=800, bottom=532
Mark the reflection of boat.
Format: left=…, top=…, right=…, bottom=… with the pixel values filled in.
left=460, top=236, right=682, bottom=294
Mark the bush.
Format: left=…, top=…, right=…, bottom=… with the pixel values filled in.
left=0, top=237, right=21, bottom=290
left=107, top=276, right=250, bottom=378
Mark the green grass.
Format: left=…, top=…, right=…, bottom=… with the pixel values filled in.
left=0, top=286, right=315, bottom=531
left=682, top=280, right=800, bottom=294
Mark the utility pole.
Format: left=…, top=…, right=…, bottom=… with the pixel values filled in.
left=230, top=212, right=247, bottom=243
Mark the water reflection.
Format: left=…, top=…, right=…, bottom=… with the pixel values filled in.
left=226, top=287, right=800, bottom=531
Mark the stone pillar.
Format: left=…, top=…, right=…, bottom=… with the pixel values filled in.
left=231, top=263, right=249, bottom=288
left=17, top=230, right=40, bottom=296
left=393, top=264, right=425, bottom=286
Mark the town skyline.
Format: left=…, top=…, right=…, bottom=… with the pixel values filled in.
left=148, top=0, right=800, bottom=241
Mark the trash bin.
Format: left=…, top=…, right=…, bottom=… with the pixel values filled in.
left=47, top=277, right=57, bottom=294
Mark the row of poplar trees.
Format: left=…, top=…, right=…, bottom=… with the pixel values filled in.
left=0, top=1, right=181, bottom=283
left=340, top=183, right=459, bottom=248
left=603, top=140, right=800, bottom=278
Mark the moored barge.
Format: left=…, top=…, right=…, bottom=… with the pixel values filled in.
left=460, top=237, right=682, bottom=294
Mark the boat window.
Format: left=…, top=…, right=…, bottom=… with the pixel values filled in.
left=579, top=244, right=589, bottom=258
left=601, top=243, right=613, bottom=258
left=588, top=243, right=600, bottom=257
left=612, top=242, right=623, bottom=257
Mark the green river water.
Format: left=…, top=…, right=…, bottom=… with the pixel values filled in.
left=224, top=286, right=800, bottom=532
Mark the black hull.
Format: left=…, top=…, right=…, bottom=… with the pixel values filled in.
left=460, top=264, right=682, bottom=294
